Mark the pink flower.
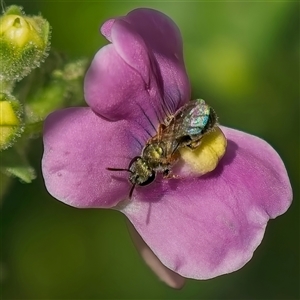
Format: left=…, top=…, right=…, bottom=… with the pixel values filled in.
left=42, top=8, right=292, bottom=282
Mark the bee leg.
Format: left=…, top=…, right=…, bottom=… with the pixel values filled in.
left=162, top=169, right=169, bottom=177
left=163, top=169, right=179, bottom=179
left=187, top=139, right=202, bottom=150
left=157, top=123, right=166, bottom=141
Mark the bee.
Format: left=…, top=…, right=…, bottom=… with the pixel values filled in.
left=107, top=99, right=218, bottom=197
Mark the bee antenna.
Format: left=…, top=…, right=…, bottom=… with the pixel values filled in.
left=106, top=167, right=133, bottom=174
left=129, top=184, right=136, bottom=199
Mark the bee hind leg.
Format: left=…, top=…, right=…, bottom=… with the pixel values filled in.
left=187, top=139, right=202, bottom=150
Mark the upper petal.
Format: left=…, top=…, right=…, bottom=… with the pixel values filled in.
left=114, top=8, right=190, bottom=110
left=102, top=8, right=184, bottom=63
left=84, top=44, right=160, bottom=132
left=42, top=107, right=143, bottom=208
left=85, top=8, right=190, bottom=124
left=119, top=127, right=292, bottom=279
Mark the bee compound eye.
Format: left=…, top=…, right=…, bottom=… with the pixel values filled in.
left=139, top=171, right=156, bottom=186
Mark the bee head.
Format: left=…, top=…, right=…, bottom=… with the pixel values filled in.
left=129, top=156, right=156, bottom=186
left=107, top=156, right=156, bottom=199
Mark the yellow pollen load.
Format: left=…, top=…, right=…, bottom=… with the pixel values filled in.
left=179, top=127, right=227, bottom=175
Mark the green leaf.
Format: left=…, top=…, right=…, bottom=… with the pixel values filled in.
left=0, top=146, right=36, bottom=183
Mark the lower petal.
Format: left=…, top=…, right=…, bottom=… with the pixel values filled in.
left=120, top=180, right=269, bottom=279
left=42, top=107, right=141, bottom=208
left=127, top=221, right=185, bottom=289
left=119, top=127, right=292, bottom=279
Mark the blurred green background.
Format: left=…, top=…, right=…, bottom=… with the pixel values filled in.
left=1, top=1, right=299, bottom=299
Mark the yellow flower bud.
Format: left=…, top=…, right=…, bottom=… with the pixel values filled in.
left=0, top=101, right=19, bottom=125
left=179, top=127, right=227, bottom=175
left=0, top=6, right=50, bottom=81
left=0, top=93, right=23, bottom=150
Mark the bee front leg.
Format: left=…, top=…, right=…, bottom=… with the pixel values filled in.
left=163, top=169, right=179, bottom=179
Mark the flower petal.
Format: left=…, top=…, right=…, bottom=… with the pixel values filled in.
left=218, top=126, right=292, bottom=218
left=84, top=44, right=158, bottom=130
left=127, top=221, right=185, bottom=289
left=42, top=107, right=143, bottom=208
left=84, top=8, right=190, bottom=124
left=114, top=8, right=190, bottom=109
left=119, top=127, right=292, bottom=279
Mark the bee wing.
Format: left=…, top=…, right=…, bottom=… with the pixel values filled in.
left=156, top=100, right=215, bottom=158
left=159, top=118, right=180, bottom=157
left=173, top=99, right=212, bottom=138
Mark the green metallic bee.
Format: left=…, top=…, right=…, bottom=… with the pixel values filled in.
left=107, top=99, right=218, bottom=197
